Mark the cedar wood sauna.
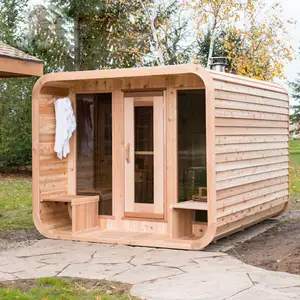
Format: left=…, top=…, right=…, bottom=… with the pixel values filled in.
left=32, top=64, right=289, bottom=250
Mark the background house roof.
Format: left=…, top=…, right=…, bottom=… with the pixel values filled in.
left=0, top=42, right=42, bottom=63
left=0, top=42, right=43, bottom=77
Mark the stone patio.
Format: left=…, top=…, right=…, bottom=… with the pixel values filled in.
left=1, top=239, right=300, bottom=300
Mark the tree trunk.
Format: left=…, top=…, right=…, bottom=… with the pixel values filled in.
left=140, top=0, right=164, bottom=66
left=207, top=14, right=218, bottom=69
left=207, top=26, right=216, bottom=69
left=74, top=14, right=80, bottom=71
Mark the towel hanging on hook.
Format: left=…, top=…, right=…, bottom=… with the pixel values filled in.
left=53, top=97, right=76, bottom=159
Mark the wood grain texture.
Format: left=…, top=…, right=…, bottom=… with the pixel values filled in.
left=32, top=64, right=288, bottom=250
left=214, top=74, right=289, bottom=237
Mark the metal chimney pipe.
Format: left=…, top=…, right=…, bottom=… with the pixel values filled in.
left=209, top=57, right=227, bottom=72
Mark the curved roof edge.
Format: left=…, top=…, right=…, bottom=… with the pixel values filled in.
left=32, top=63, right=218, bottom=250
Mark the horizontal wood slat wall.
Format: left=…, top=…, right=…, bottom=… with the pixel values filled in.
left=213, top=75, right=289, bottom=232
left=32, top=65, right=289, bottom=249
left=39, top=93, right=69, bottom=199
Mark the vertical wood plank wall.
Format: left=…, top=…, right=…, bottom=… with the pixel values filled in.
left=211, top=73, right=289, bottom=238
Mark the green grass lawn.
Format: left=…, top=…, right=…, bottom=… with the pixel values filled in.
left=0, top=176, right=33, bottom=231
left=0, top=277, right=140, bottom=300
left=290, top=139, right=300, bottom=194
left=1, top=140, right=300, bottom=231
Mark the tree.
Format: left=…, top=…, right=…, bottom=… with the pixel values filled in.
left=49, top=0, right=151, bottom=70
left=222, top=3, right=294, bottom=80
left=0, top=0, right=28, bottom=45
left=140, top=0, right=194, bottom=66
left=0, top=78, right=34, bottom=169
left=26, top=4, right=73, bottom=73
left=190, top=0, right=294, bottom=80
left=290, top=59, right=300, bottom=136
left=188, top=0, right=257, bottom=68
left=0, top=0, right=35, bottom=170
left=195, top=29, right=228, bottom=67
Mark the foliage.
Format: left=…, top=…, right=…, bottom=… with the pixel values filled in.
left=26, top=4, right=74, bottom=72
left=188, top=0, right=257, bottom=67
left=0, top=0, right=28, bottom=45
left=0, top=0, right=36, bottom=170
left=0, top=277, right=140, bottom=300
left=147, top=0, right=194, bottom=65
left=0, top=0, right=295, bottom=169
left=48, top=0, right=193, bottom=69
left=290, top=139, right=300, bottom=194
left=0, top=176, right=33, bottom=230
left=223, top=4, right=294, bottom=80
left=0, top=78, right=34, bottom=169
left=189, top=0, right=294, bottom=80
left=195, top=29, right=235, bottom=68
left=290, top=63, right=300, bottom=135
left=49, top=0, right=151, bottom=70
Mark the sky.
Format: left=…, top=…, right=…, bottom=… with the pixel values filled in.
left=269, top=0, right=300, bottom=95
left=29, top=0, right=300, bottom=95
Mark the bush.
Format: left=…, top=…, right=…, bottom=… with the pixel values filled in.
left=0, top=78, right=36, bottom=171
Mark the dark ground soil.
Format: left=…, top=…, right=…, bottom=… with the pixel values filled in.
left=227, top=199, right=300, bottom=275
left=0, top=228, right=43, bottom=252
left=227, top=220, right=300, bottom=275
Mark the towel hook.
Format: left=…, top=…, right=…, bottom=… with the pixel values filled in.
left=46, top=97, right=57, bottom=107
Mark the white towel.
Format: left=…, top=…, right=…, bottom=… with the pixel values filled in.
left=54, top=97, right=76, bottom=159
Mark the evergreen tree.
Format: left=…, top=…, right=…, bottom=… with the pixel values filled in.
left=0, top=0, right=34, bottom=170
left=290, top=58, right=300, bottom=136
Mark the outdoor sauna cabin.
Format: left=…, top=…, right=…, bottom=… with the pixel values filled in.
left=32, top=64, right=289, bottom=250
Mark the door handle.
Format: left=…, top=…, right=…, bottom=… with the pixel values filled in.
left=126, top=143, right=130, bottom=163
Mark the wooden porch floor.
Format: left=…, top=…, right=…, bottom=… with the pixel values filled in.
left=49, top=226, right=199, bottom=250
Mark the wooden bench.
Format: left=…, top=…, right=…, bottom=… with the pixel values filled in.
left=171, top=200, right=208, bottom=239
left=41, top=195, right=99, bottom=234
left=77, top=188, right=112, bottom=215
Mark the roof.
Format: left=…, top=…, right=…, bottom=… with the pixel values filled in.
left=0, top=42, right=42, bottom=63
left=0, top=42, right=43, bottom=77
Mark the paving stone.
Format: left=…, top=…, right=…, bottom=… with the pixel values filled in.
left=130, top=248, right=225, bottom=268
left=91, top=244, right=151, bottom=264
left=57, top=262, right=131, bottom=279
left=0, top=239, right=300, bottom=300
left=57, top=241, right=112, bottom=251
left=0, top=257, right=44, bottom=273
left=277, top=286, right=300, bottom=298
left=14, top=263, right=68, bottom=279
left=227, top=285, right=298, bottom=300
left=181, top=255, right=248, bottom=273
left=109, top=264, right=183, bottom=284
left=249, top=269, right=300, bottom=289
left=0, top=271, right=19, bottom=281
left=33, top=250, right=95, bottom=265
left=131, top=268, right=252, bottom=300
left=11, top=245, right=67, bottom=258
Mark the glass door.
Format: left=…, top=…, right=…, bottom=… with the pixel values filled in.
left=124, top=92, right=164, bottom=219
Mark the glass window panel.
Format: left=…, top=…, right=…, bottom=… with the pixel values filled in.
left=76, top=93, right=112, bottom=215
left=135, top=154, right=154, bottom=204
left=177, top=90, right=206, bottom=202
left=135, top=106, right=153, bottom=151
left=134, top=104, right=154, bottom=204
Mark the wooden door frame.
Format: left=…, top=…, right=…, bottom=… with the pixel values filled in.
left=124, top=92, right=165, bottom=220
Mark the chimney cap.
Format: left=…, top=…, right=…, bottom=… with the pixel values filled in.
left=209, top=56, right=227, bottom=72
